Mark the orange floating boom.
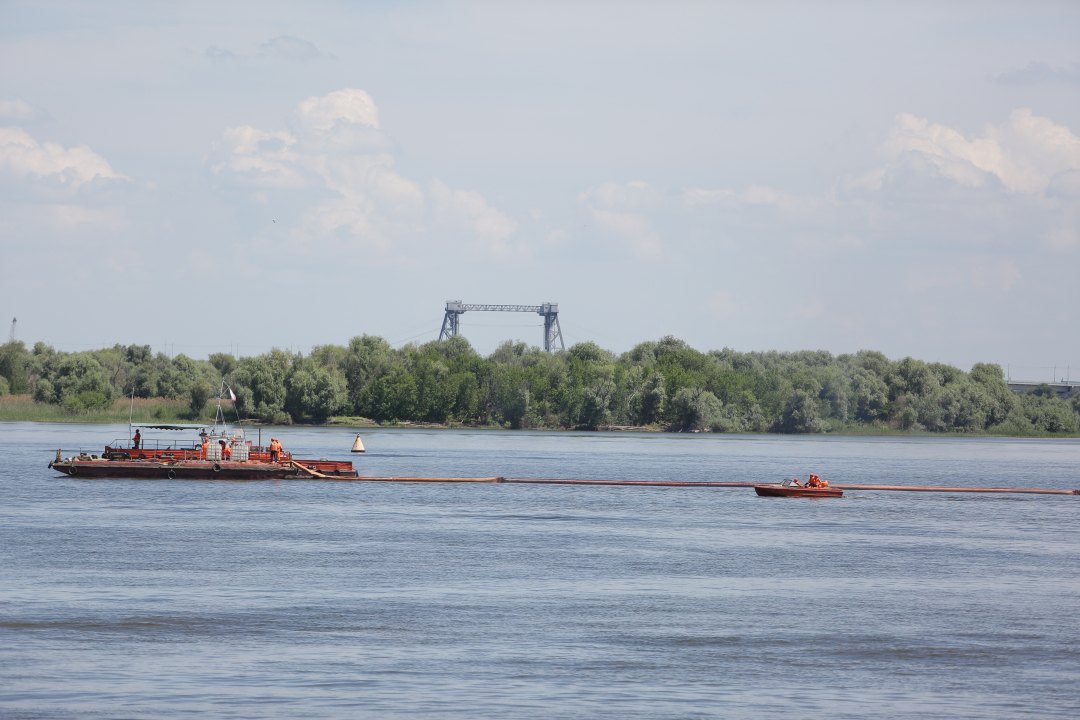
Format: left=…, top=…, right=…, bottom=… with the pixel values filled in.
left=832, top=484, right=1078, bottom=495
left=354, top=476, right=504, bottom=483
left=500, top=478, right=758, bottom=487
left=290, top=475, right=1079, bottom=494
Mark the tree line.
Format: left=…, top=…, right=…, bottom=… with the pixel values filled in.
left=1, top=336, right=1078, bottom=435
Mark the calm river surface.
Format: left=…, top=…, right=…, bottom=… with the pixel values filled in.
left=1, top=422, right=1078, bottom=719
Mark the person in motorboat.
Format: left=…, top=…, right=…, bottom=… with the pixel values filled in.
left=806, top=474, right=829, bottom=488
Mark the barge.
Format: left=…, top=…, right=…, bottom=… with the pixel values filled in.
left=50, top=453, right=358, bottom=480
left=50, top=382, right=359, bottom=481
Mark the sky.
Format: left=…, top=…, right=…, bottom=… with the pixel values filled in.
left=1, top=1, right=1078, bottom=380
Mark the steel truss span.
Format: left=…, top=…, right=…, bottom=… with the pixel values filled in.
left=438, top=301, right=565, bottom=353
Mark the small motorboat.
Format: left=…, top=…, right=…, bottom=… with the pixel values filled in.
left=755, top=479, right=842, bottom=498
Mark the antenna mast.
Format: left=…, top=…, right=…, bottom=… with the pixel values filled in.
left=8, top=317, right=14, bottom=343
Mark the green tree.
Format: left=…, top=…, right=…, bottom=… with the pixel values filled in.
left=579, top=368, right=615, bottom=429
left=287, top=365, right=347, bottom=421
left=670, top=386, right=721, bottom=431
left=232, top=351, right=290, bottom=422
left=0, top=341, right=31, bottom=394
left=189, top=378, right=213, bottom=417
left=776, top=389, right=827, bottom=433
left=493, top=365, right=530, bottom=428
left=851, top=368, right=889, bottom=422
left=208, top=352, right=237, bottom=378
left=51, top=354, right=114, bottom=404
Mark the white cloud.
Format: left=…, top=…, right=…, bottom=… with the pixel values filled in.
left=297, top=88, right=379, bottom=131
left=0, top=99, right=47, bottom=121
left=580, top=180, right=661, bottom=209
left=579, top=181, right=664, bottom=256
left=683, top=188, right=734, bottom=206
left=863, top=109, right=1080, bottom=195
left=210, top=89, right=519, bottom=250
left=431, top=179, right=518, bottom=252
left=0, top=126, right=126, bottom=187
left=590, top=208, right=661, bottom=257
left=683, top=183, right=822, bottom=215
left=50, top=204, right=127, bottom=231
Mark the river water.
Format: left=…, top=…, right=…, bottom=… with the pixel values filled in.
left=1, top=422, right=1078, bottom=719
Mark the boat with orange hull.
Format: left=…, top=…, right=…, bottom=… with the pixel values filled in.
left=49, top=418, right=358, bottom=481
left=755, top=484, right=843, bottom=498
left=50, top=455, right=358, bottom=480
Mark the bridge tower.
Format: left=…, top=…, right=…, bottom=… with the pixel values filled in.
left=438, top=302, right=565, bottom=353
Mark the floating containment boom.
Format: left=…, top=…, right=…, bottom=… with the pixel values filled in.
left=831, top=484, right=1078, bottom=495
left=337, top=477, right=1077, bottom=494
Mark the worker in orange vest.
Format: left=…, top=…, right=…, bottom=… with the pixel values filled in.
left=269, top=438, right=279, bottom=462
left=807, top=474, right=821, bottom=488
left=791, top=477, right=802, bottom=486
left=222, top=441, right=232, bottom=461
left=201, top=437, right=209, bottom=460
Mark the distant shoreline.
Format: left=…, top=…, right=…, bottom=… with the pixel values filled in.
left=3, top=395, right=1077, bottom=439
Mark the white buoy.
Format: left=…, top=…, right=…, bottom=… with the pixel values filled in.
left=351, top=434, right=365, bottom=453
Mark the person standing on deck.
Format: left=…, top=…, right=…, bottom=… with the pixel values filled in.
left=201, top=437, right=209, bottom=460
left=132, top=430, right=141, bottom=450
left=269, top=438, right=279, bottom=462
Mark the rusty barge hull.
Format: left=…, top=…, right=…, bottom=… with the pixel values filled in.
left=51, top=459, right=359, bottom=480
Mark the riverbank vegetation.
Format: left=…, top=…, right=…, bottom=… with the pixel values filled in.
left=1, top=336, right=1077, bottom=436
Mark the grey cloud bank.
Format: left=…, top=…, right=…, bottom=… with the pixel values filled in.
left=0, top=0, right=1077, bottom=377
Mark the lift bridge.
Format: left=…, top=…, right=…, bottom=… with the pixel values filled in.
left=439, top=301, right=565, bottom=353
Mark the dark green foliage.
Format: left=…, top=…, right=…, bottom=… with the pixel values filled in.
left=63, top=390, right=111, bottom=412
left=775, top=389, right=827, bottom=433
left=1031, top=383, right=1057, bottom=399
left=669, top=386, right=721, bottom=431
left=208, top=352, right=237, bottom=378
left=189, top=378, right=213, bottom=416
left=0, top=341, right=31, bottom=394
left=14, top=333, right=1080, bottom=433
left=285, top=361, right=346, bottom=421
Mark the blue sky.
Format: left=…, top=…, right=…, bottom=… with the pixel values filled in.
left=1, top=1, right=1078, bottom=379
